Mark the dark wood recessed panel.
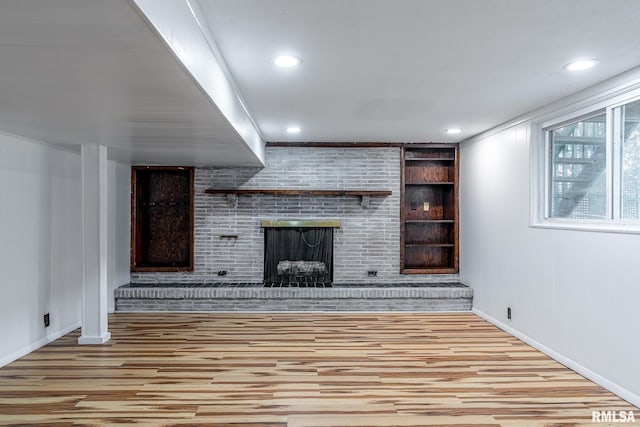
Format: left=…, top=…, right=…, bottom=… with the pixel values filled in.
left=405, top=161, right=454, bottom=183
left=404, top=147, right=455, bottom=160
left=131, top=167, right=194, bottom=272
left=403, top=245, right=453, bottom=269
left=404, top=186, right=455, bottom=221
left=139, top=205, right=190, bottom=266
left=405, top=222, right=454, bottom=245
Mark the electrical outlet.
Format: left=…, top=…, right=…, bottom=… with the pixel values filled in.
left=44, top=313, right=50, bottom=328
left=410, top=201, right=417, bottom=210
left=217, top=270, right=228, bottom=276
left=367, top=270, right=377, bottom=277
left=507, top=307, right=512, bottom=320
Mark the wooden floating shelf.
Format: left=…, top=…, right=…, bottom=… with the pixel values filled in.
left=141, top=202, right=189, bottom=207
left=405, top=182, right=454, bottom=185
left=405, top=219, right=455, bottom=223
left=402, top=267, right=458, bottom=274
left=205, top=188, right=392, bottom=208
left=405, top=157, right=455, bottom=161
left=205, top=189, right=392, bottom=197
left=405, top=243, right=455, bottom=248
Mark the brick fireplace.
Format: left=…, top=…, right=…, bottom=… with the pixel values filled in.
left=130, top=146, right=459, bottom=285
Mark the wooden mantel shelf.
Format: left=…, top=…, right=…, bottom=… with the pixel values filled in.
left=205, top=189, right=391, bottom=197
left=204, top=188, right=392, bottom=207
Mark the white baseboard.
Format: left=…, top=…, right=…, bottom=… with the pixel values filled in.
left=78, top=332, right=111, bottom=345
left=472, top=308, right=640, bottom=409
left=0, top=321, right=81, bottom=368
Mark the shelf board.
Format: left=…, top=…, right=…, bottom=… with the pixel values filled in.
left=405, top=219, right=454, bottom=223
left=405, top=243, right=455, bottom=247
left=132, top=266, right=192, bottom=272
left=402, top=267, right=458, bottom=274
left=405, top=157, right=455, bottom=161
left=205, top=189, right=392, bottom=197
left=141, top=202, right=189, bottom=207
left=405, top=182, right=454, bottom=185
left=206, top=188, right=391, bottom=208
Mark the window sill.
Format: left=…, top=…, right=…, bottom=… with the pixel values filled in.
left=530, top=219, right=640, bottom=235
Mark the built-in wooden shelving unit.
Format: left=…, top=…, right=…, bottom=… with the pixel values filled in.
left=401, top=144, right=459, bottom=274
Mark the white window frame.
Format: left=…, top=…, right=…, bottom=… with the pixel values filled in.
left=531, top=86, right=640, bottom=234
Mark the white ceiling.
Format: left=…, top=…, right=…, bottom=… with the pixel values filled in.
left=1, top=0, right=640, bottom=165
left=198, top=0, right=640, bottom=142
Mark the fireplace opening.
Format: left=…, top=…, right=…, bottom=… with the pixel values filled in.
left=264, top=227, right=333, bottom=287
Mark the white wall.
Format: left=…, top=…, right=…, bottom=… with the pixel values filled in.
left=460, top=124, right=640, bottom=406
left=108, top=161, right=131, bottom=312
left=0, top=132, right=130, bottom=366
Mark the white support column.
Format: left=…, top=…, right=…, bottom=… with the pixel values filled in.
left=78, top=145, right=111, bottom=345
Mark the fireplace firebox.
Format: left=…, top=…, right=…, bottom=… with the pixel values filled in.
left=262, top=220, right=338, bottom=287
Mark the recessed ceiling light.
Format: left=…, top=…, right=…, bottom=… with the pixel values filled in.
left=271, top=55, right=302, bottom=68
left=564, top=59, right=600, bottom=71
left=445, top=128, right=462, bottom=135
left=286, top=126, right=301, bottom=134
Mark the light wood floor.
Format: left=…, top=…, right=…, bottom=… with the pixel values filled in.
left=0, top=313, right=637, bottom=426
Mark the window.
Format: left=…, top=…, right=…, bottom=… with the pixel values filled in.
left=548, top=112, right=607, bottom=219
left=620, top=99, right=640, bottom=220
left=542, top=96, right=640, bottom=228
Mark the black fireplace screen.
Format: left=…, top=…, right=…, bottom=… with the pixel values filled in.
left=264, top=227, right=333, bottom=285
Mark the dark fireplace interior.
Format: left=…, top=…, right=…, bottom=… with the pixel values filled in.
left=264, top=227, right=333, bottom=287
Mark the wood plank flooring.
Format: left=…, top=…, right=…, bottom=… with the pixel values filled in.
left=0, top=313, right=637, bottom=426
